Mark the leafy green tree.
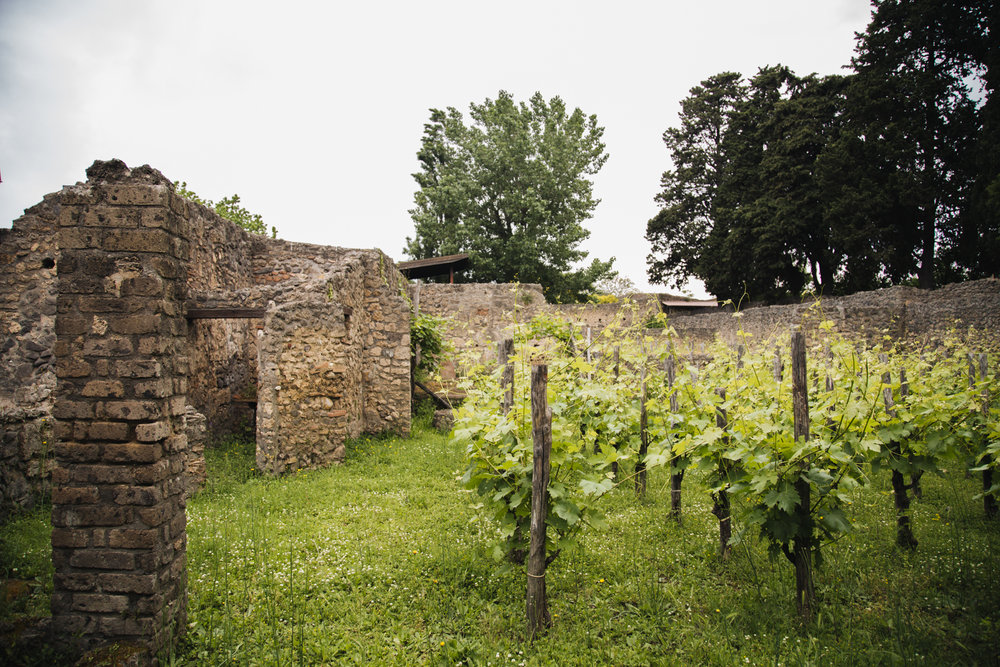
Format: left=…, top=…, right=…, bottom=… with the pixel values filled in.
left=645, top=72, right=745, bottom=291
left=406, top=91, right=614, bottom=303
left=174, top=181, right=272, bottom=236
left=850, top=0, right=988, bottom=288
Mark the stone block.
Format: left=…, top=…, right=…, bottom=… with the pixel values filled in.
left=100, top=400, right=162, bottom=421
left=87, top=421, right=130, bottom=441
left=54, top=505, right=131, bottom=528
left=105, top=229, right=172, bottom=254
left=105, top=184, right=169, bottom=207
left=69, top=549, right=135, bottom=570
left=53, top=399, right=94, bottom=420
left=51, top=527, right=91, bottom=548
left=54, top=572, right=96, bottom=591
left=72, top=593, right=130, bottom=614
left=113, top=359, right=162, bottom=378
left=56, top=358, right=92, bottom=378
left=135, top=420, right=171, bottom=442
left=82, top=337, right=134, bottom=357
left=103, top=443, right=163, bottom=464
left=81, top=380, right=125, bottom=398
left=113, top=485, right=163, bottom=506
left=108, top=528, right=158, bottom=549
left=97, top=573, right=156, bottom=595
left=109, top=314, right=160, bottom=335
left=51, top=486, right=100, bottom=505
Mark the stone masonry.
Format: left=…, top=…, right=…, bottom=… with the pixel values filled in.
left=49, top=160, right=188, bottom=655
left=0, top=159, right=412, bottom=658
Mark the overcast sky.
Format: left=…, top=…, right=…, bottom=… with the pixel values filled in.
left=0, top=0, right=873, bottom=297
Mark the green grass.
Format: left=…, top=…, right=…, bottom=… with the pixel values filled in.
left=2, top=422, right=999, bottom=665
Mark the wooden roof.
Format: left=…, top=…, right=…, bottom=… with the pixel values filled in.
left=397, top=253, right=471, bottom=280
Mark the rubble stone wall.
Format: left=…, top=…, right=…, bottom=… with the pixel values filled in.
left=0, top=208, right=58, bottom=515
left=415, top=280, right=1000, bottom=375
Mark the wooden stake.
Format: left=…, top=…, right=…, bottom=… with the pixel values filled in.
left=499, top=338, right=515, bottom=416
left=790, top=330, right=815, bottom=621
left=527, top=363, right=552, bottom=638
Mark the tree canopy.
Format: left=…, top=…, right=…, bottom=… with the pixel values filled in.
left=646, top=0, right=996, bottom=302
left=405, top=91, right=614, bottom=303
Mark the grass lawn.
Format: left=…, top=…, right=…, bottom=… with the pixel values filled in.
left=2, top=415, right=999, bottom=665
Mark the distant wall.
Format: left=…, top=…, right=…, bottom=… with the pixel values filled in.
left=415, top=280, right=1000, bottom=375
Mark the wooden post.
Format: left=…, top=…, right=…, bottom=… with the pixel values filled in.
left=711, top=388, right=731, bottom=559
left=527, top=363, right=552, bottom=638
left=636, top=365, right=648, bottom=496
left=790, top=330, right=815, bottom=622
left=901, top=368, right=922, bottom=499
left=979, top=354, right=997, bottom=519
left=880, top=353, right=918, bottom=549
left=667, top=355, right=683, bottom=522
left=773, top=345, right=783, bottom=382
left=610, top=347, right=621, bottom=477
left=499, top=338, right=515, bottom=416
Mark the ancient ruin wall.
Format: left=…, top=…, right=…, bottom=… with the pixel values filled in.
left=416, top=280, right=1000, bottom=374
left=49, top=161, right=188, bottom=654
left=256, top=248, right=411, bottom=474
left=0, top=204, right=58, bottom=515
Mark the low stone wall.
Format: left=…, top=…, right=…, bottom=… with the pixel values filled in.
left=415, top=280, right=1000, bottom=377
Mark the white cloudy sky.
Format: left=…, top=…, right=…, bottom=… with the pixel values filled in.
left=0, top=0, right=873, bottom=297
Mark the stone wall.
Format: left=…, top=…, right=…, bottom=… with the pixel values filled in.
left=48, top=160, right=189, bottom=655
left=0, top=203, right=58, bottom=515
left=0, top=159, right=412, bottom=657
left=415, top=280, right=1000, bottom=376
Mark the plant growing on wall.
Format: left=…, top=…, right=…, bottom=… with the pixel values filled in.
left=174, top=181, right=273, bottom=237
left=410, top=314, right=446, bottom=381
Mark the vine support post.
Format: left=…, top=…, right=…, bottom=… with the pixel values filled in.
left=499, top=338, right=515, bottom=416
left=527, top=363, right=552, bottom=638
left=773, top=345, right=783, bottom=382
left=880, top=353, right=917, bottom=550
left=636, top=364, right=648, bottom=497
left=610, top=346, right=620, bottom=477
left=901, top=369, right=922, bottom=499
left=979, top=353, right=997, bottom=519
left=666, top=354, right=683, bottom=522
left=790, top=329, right=815, bottom=622
left=711, top=387, right=731, bottom=560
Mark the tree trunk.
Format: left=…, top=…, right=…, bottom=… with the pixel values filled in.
left=635, top=367, right=648, bottom=496
left=666, top=355, right=683, bottom=522
left=712, top=387, right=730, bottom=559
left=881, top=355, right=917, bottom=549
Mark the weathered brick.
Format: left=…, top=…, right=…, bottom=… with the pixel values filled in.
left=134, top=379, right=173, bottom=399
left=113, top=485, right=162, bottom=506
left=98, top=616, right=154, bottom=637
left=97, top=573, right=156, bottom=595
left=53, top=399, right=94, bottom=420
left=72, top=593, right=130, bottom=613
left=105, top=229, right=172, bottom=254
left=82, top=336, right=133, bottom=357
left=51, top=486, right=99, bottom=505
left=51, top=527, right=91, bottom=548
left=81, top=379, right=125, bottom=398
left=54, top=505, right=131, bottom=528
left=109, top=314, right=159, bottom=335
left=55, top=316, right=89, bottom=335
left=56, top=358, right=92, bottom=383
left=137, top=502, right=175, bottom=527
left=105, top=184, right=169, bottom=207
left=113, top=359, right=162, bottom=378
left=104, top=443, right=162, bottom=463
left=100, top=400, right=162, bottom=421
left=108, top=528, right=157, bottom=549
left=135, top=420, right=171, bottom=442
left=53, top=441, right=100, bottom=463
left=54, top=572, right=96, bottom=591
left=78, top=206, right=140, bottom=228
left=87, top=421, right=130, bottom=441
left=69, top=549, right=135, bottom=570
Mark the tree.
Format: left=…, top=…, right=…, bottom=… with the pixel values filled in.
left=405, top=91, right=614, bottom=303
left=850, top=0, right=989, bottom=288
left=174, top=181, right=273, bottom=236
left=645, top=72, right=745, bottom=290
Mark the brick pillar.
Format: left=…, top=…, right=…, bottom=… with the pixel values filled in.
left=51, top=160, right=188, bottom=657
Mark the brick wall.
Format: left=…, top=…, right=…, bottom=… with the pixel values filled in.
left=49, top=160, right=188, bottom=655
